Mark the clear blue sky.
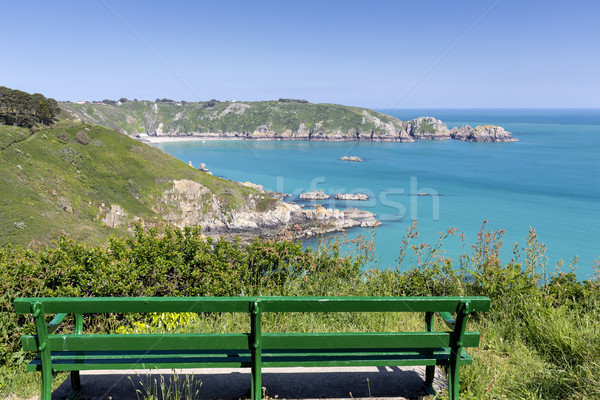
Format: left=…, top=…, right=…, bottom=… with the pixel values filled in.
left=2, top=0, right=599, bottom=108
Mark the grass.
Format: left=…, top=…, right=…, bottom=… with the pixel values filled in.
left=418, top=122, right=436, bottom=133
left=0, top=123, right=276, bottom=247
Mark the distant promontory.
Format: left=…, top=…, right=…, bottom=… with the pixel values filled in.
left=60, top=99, right=518, bottom=143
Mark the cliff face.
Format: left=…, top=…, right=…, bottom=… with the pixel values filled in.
left=0, top=123, right=378, bottom=247
left=60, top=100, right=518, bottom=143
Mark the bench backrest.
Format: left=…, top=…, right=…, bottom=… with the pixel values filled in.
left=15, top=296, right=490, bottom=353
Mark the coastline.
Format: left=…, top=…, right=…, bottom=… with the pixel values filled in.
left=142, top=136, right=243, bottom=144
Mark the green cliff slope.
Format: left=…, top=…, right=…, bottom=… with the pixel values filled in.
left=60, top=100, right=517, bottom=142
left=0, top=123, right=276, bottom=247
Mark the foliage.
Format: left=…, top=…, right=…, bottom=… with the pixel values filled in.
left=418, top=122, right=436, bottom=133
left=1, top=222, right=598, bottom=399
left=0, top=86, right=60, bottom=127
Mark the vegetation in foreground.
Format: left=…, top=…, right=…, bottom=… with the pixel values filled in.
left=0, top=222, right=598, bottom=399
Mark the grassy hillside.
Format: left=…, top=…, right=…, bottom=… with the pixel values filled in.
left=0, top=123, right=275, bottom=247
left=60, top=100, right=407, bottom=137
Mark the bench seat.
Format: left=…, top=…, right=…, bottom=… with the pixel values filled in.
left=25, top=347, right=474, bottom=371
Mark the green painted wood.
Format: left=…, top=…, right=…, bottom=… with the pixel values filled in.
left=31, top=302, right=53, bottom=400
left=14, top=296, right=491, bottom=314
left=26, top=349, right=474, bottom=371
left=21, top=331, right=482, bottom=353
left=258, top=296, right=490, bottom=313
left=17, top=295, right=490, bottom=400
left=250, top=300, right=262, bottom=400
left=47, top=313, right=68, bottom=334
left=262, top=332, right=481, bottom=349
left=14, top=297, right=253, bottom=314
left=22, top=333, right=251, bottom=352
left=27, top=348, right=470, bottom=361
left=439, top=311, right=457, bottom=330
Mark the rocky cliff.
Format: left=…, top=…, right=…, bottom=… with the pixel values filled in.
left=60, top=100, right=518, bottom=143
left=0, top=123, right=378, bottom=247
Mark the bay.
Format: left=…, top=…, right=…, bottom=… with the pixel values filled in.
left=154, top=109, right=600, bottom=279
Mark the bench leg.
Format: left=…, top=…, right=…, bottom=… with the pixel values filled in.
left=251, top=358, right=262, bottom=400
left=65, top=371, right=82, bottom=400
left=424, top=365, right=436, bottom=395
left=448, top=352, right=460, bottom=400
left=40, top=366, right=52, bottom=400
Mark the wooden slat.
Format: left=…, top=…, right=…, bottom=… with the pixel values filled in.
left=22, top=331, right=481, bottom=352
left=262, top=332, right=481, bottom=349
left=14, top=297, right=252, bottom=314
left=22, top=333, right=250, bottom=352
left=25, top=348, right=473, bottom=371
left=27, top=357, right=250, bottom=372
left=14, top=296, right=491, bottom=314
left=259, top=296, right=490, bottom=313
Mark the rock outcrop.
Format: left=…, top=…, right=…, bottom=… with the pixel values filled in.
left=340, top=156, right=363, bottom=162
left=299, top=190, right=330, bottom=200
left=198, top=163, right=212, bottom=174
left=405, top=117, right=452, bottom=140
left=342, top=208, right=382, bottom=228
left=156, top=180, right=379, bottom=241
left=102, top=204, right=128, bottom=228
left=334, top=193, right=369, bottom=201
left=450, top=125, right=518, bottom=142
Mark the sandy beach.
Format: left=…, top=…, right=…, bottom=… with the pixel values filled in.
left=142, top=135, right=242, bottom=144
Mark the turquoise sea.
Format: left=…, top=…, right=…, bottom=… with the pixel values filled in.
left=155, top=109, right=600, bottom=279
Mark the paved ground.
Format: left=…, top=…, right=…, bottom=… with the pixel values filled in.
left=49, top=366, right=447, bottom=400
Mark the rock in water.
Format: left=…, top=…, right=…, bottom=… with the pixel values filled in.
left=334, top=193, right=369, bottom=200
left=340, top=156, right=363, bottom=162
left=450, top=125, right=518, bottom=142
left=299, top=190, right=330, bottom=200
left=343, top=208, right=381, bottom=227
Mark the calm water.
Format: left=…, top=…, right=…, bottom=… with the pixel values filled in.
left=155, top=109, right=600, bottom=279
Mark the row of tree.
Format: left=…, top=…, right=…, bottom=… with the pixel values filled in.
left=0, top=86, right=60, bottom=127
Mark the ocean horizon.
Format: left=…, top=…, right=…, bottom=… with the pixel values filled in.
left=155, top=108, right=600, bottom=279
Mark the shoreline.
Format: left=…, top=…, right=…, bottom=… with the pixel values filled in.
left=142, top=136, right=243, bottom=144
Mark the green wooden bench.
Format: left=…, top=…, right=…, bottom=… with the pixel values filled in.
left=14, top=296, right=490, bottom=400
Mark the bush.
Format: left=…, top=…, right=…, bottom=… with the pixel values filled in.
left=75, top=131, right=90, bottom=145
left=1, top=222, right=598, bottom=399
left=56, top=131, right=69, bottom=143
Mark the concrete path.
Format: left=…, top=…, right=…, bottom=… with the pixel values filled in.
left=50, top=366, right=447, bottom=400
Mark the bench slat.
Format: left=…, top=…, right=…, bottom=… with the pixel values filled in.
left=14, top=296, right=491, bottom=314
left=22, top=333, right=250, bottom=352
left=22, top=331, right=480, bottom=352
left=13, top=297, right=251, bottom=314
left=26, top=349, right=473, bottom=371
left=259, top=297, right=490, bottom=313
left=263, top=332, right=481, bottom=349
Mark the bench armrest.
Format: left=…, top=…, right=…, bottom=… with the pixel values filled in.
left=47, top=313, right=83, bottom=335
left=438, top=312, right=456, bottom=330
